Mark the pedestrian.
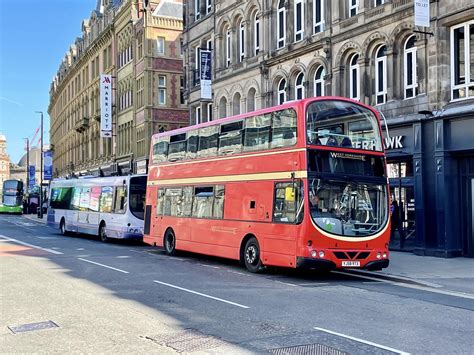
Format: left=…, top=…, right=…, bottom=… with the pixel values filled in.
left=391, top=200, right=399, bottom=231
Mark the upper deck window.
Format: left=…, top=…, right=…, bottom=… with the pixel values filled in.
left=168, top=133, right=187, bottom=162
left=219, top=121, right=243, bottom=155
left=306, top=100, right=382, bottom=151
left=151, top=107, right=297, bottom=164
left=271, top=109, right=297, bottom=148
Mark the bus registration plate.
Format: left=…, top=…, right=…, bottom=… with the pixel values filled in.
left=342, top=261, right=360, bottom=267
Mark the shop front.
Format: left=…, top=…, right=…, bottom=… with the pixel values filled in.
left=383, top=127, right=416, bottom=252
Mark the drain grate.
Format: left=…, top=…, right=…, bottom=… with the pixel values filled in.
left=142, top=329, right=229, bottom=353
left=269, top=343, right=348, bottom=355
left=8, top=321, right=59, bottom=334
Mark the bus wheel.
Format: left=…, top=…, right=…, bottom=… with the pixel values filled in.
left=99, top=223, right=108, bottom=243
left=60, top=219, right=67, bottom=236
left=244, top=237, right=264, bottom=273
left=164, top=229, right=176, bottom=256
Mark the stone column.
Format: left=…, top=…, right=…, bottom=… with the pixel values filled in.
left=385, top=45, right=394, bottom=102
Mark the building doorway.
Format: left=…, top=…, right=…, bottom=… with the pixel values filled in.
left=388, top=160, right=415, bottom=251
left=459, top=156, right=474, bottom=257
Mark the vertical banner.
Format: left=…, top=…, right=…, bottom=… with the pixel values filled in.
left=414, top=0, right=430, bottom=27
left=43, top=151, right=53, bottom=181
left=28, top=166, right=36, bottom=189
left=200, top=50, right=212, bottom=100
left=100, top=74, right=113, bottom=138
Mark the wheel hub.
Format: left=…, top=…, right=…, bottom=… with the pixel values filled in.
left=246, top=245, right=257, bottom=264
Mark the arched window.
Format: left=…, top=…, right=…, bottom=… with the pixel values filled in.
left=247, top=88, right=256, bottom=112
left=278, top=78, right=286, bottom=104
left=239, top=20, right=245, bottom=62
left=375, top=45, right=387, bottom=104
left=254, top=14, right=260, bottom=55
left=295, top=72, right=305, bottom=99
left=233, top=92, right=241, bottom=115
left=404, top=35, right=418, bottom=99
left=314, top=66, right=325, bottom=97
left=349, top=54, right=360, bottom=100
left=277, top=0, right=286, bottom=49
left=219, top=96, right=227, bottom=118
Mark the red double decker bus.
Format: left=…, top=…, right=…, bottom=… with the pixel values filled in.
left=144, top=97, right=390, bottom=272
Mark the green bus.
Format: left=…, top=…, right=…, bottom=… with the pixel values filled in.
left=0, top=180, right=24, bottom=214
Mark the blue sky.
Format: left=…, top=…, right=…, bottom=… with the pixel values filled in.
left=0, top=0, right=96, bottom=164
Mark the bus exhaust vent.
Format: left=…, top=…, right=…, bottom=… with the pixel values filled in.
left=332, top=251, right=370, bottom=260
left=141, top=329, right=228, bottom=353
left=269, top=343, right=348, bottom=355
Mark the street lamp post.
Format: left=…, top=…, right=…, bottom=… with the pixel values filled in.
left=35, top=111, right=43, bottom=219
left=23, top=138, right=29, bottom=193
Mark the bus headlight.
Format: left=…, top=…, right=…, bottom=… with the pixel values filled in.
left=318, top=251, right=325, bottom=258
left=376, top=252, right=382, bottom=259
left=311, top=250, right=317, bottom=258
left=383, top=252, right=387, bottom=258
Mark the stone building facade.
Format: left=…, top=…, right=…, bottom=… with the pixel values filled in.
left=0, top=133, right=10, bottom=193
left=48, top=0, right=188, bottom=178
left=183, top=0, right=474, bottom=257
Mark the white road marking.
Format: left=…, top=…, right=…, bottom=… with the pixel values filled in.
left=314, top=327, right=410, bottom=355
left=274, top=280, right=298, bottom=287
left=199, top=263, right=220, bottom=269
left=78, top=258, right=129, bottom=274
left=153, top=280, right=249, bottom=309
left=116, top=255, right=131, bottom=259
left=298, top=282, right=330, bottom=286
left=76, top=248, right=85, bottom=251
left=333, top=271, right=474, bottom=300
left=0, top=234, right=63, bottom=255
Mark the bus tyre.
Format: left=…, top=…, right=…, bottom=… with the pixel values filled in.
left=99, top=223, right=109, bottom=243
left=164, top=230, right=176, bottom=256
left=60, top=219, right=67, bottom=236
left=244, top=237, right=264, bottom=273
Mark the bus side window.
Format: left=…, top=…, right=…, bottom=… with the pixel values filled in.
left=193, top=186, right=214, bottom=218
left=100, top=186, right=114, bottom=213
left=219, top=121, right=244, bottom=156
left=213, top=185, right=225, bottom=219
left=168, top=133, right=187, bottom=162
left=153, top=137, right=169, bottom=163
left=244, top=114, right=271, bottom=152
left=71, top=187, right=81, bottom=210
left=164, top=188, right=183, bottom=216
left=197, top=126, right=219, bottom=158
left=182, top=187, right=193, bottom=217
left=271, top=109, right=297, bottom=148
left=273, top=181, right=303, bottom=223
left=114, top=186, right=127, bottom=214
left=156, top=188, right=165, bottom=216
left=186, top=130, right=199, bottom=160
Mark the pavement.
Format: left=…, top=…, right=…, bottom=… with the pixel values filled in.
left=22, top=213, right=474, bottom=295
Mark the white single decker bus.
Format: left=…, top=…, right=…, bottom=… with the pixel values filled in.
left=47, top=175, right=146, bottom=242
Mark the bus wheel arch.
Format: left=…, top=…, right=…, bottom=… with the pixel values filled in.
left=240, top=234, right=264, bottom=273
left=99, top=221, right=108, bottom=243
left=163, top=228, right=176, bottom=256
